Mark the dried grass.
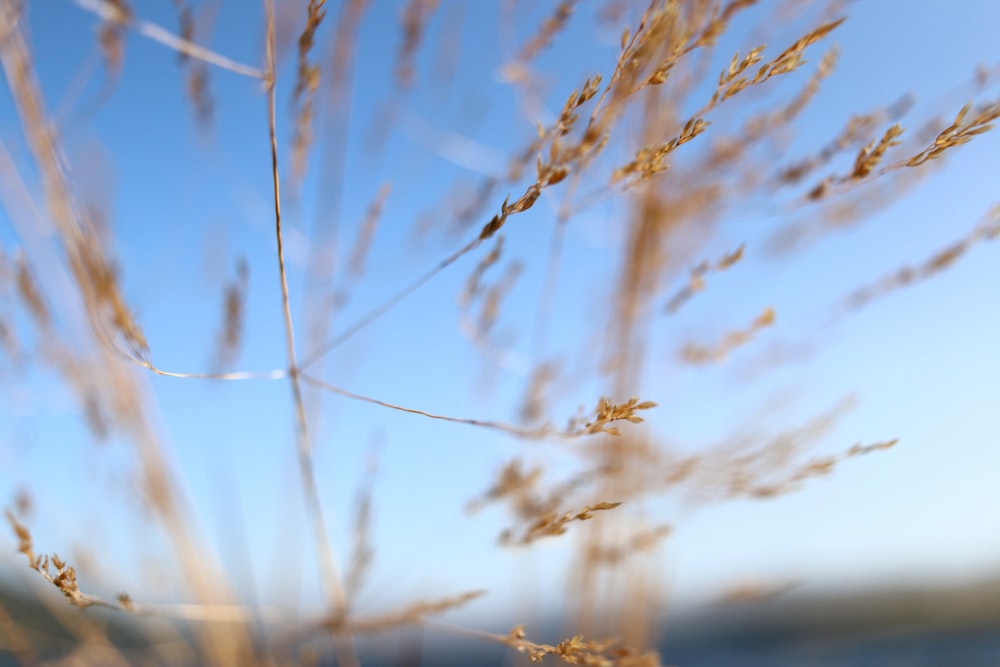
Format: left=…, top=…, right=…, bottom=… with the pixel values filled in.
left=2, top=1, right=998, bottom=665
left=290, top=0, right=327, bottom=184
left=209, top=257, right=249, bottom=372
left=664, top=242, right=745, bottom=314
left=844, top=205, right=1000, bottom=311
left=265, top=4, right=352, bottom=657
left=395, top=0, right=439, bottom=88
left=680, top=307, right=775, bottom=365
left=494, top=624, right=662, bottom=666
left=502, top=0, right=579, bottom=85
left=73, top=0, right=264, bottom=79
left=346, top=182, right=391, bottom=279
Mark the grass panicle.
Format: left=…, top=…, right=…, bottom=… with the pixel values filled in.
left=2, top=1, right=997, bottom=665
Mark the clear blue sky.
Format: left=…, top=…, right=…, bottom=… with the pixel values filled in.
left=2, top=0, right=1000, bottom=630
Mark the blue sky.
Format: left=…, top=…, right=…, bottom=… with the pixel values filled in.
left=2, top=0, right=1000, bottom=631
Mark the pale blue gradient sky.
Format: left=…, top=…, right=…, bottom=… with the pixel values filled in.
left=2, top=0, right=999, bottom=628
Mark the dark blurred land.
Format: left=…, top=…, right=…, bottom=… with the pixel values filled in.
left=2, top=575, right=1000, bottom=666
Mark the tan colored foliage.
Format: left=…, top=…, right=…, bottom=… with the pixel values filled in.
left=1, top=1, right=997, bottom=665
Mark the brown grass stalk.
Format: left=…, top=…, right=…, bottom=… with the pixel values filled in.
left=843, top=205, right=1000, bottom=311
left=679, top=307, right=775, bottom=364
left=1, top=6, right=256, bottom=663
left=301, top=374, right=654, bottom=441
left=396, top=0, right=439, bottom=87
left=4, top=3, right=998, bottom=664
left=263, top=2, right=351, bottom=654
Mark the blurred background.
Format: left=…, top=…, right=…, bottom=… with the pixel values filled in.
left=1, top=0, right=999, bottom=664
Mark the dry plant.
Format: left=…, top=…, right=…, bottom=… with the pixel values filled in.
left=842, top=204, right=1000, bottom=311
left=678, top=306, right=775, bottom=365
left=492, top=623, right=661, bottom=667
left=1, top=1, right=998, bottom=666
left=663, top=242, right=744, bottom=314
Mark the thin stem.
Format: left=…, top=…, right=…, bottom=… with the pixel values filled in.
left=0, top=7, right=255, bottom=663
left=72, top=0, right=265, bottom=79
left=263, top=0, right=349, bottom=633
left=114, top=339, right=287, bottom=381
left=299, top=237, right=481, bottom=370
left=301, top=373, right=573, bottom=440
left=137, top=361, right=286, bottom=381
